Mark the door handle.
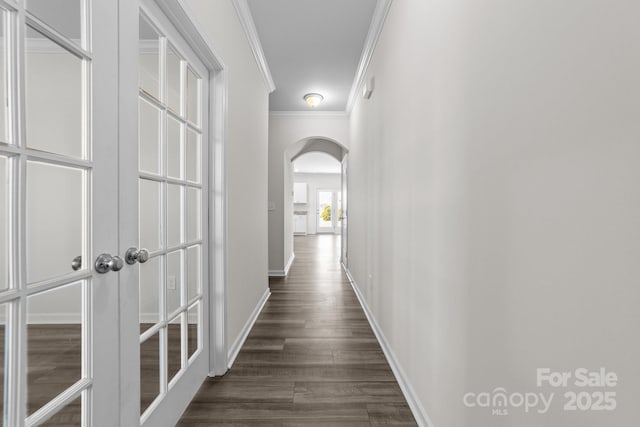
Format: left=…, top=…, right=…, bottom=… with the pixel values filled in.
left=95, top=253, right=124, bottom=274
left=125, top=247, right=150, bottom=265
left=71, top=255, right=82, bottom=271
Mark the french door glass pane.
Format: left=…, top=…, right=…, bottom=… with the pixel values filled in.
left=26, top=27, right=83, bottom=159
left=166, top=183, right=182, bottom=248
left=166, top=45, right=181, bottom=114
left=139, top=15, right=160, bottom=100
left=187, top=245, right=200, bottom=303
left=26, top=161, right=84, bottom=284
left=186, top=68, right=199, bottom=126
left=140, top=256, right=161, bottom=333
left=0, top=11, right=7, bottom=144
left=0, top=156, right=8, bottom=291
left=187, top=303, right=199, bottom=359
left=166, top=116, right=182, bottom=179
left=140, top=333, right=160, bottom=415
left=26, top=0, right=82, bottom=44
left=27, top=282, right=83, bottom=415
left=166, top=250, right=182, bottom=316
left=186, top=187, right=201, bottom=242
left=139, top=98, right=161, bottom=175
left=167, top=315, right=182, bottom=383
left=139, top=178, right=162, bottom=252
left=186, top=128, right=200, bottom=183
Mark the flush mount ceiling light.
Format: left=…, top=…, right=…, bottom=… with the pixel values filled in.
left=303, top=93, right=324, bottom=108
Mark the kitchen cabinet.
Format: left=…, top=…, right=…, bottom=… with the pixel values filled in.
left=293, top=182, right=307, bottom=203
left=293, top=213, right=307, bottom=235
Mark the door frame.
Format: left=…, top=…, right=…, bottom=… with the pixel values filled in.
left=118, top=1, right=228, bottom=425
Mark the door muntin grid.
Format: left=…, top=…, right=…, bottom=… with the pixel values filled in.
left=137, top=10, right=205, bottom=420
left=0, top=0, right=96, bottom=425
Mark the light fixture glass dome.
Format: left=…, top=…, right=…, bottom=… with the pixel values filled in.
left=303, top=93, right=324, bottom=108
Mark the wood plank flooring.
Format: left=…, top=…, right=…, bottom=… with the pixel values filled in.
left=178, top=234, right=417, bottom=426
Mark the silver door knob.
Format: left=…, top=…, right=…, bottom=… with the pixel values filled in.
left=71, top=255, right=82, bottom=271
left=125, top=247, right=150, bottom=265
left=95, top=253, right=124, bottom=274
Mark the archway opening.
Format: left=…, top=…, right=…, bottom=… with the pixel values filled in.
left=292, top=152, right=342, bottom=236
left=274, top=137, right=349, bottom=277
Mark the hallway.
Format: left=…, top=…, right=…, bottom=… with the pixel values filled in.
left=178, top=235, right=417, bottom=425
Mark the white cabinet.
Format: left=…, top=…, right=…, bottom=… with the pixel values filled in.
left=293, top=182, right=307, bottom=203
left=293, top=214, right=307, bottom=235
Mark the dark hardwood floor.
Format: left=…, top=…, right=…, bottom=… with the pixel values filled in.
left=178, top=234, right=417, bottom=426
left=19, top=235, right=416, bottom=425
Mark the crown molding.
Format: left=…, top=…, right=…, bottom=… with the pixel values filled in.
left=269, top=110, right=349, bottom=119
left=345, top=0, right=393, bottom=114
left=231, top=0, right=276, bottom=93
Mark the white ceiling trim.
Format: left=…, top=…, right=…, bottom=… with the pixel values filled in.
left=231, top=0, right=276, bottom=93
left=345, top=0, right=393, bottom=114
left=269, top=111, right=349, bottom=119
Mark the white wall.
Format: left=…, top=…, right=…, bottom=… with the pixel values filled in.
left=348, top=1, right=640, bottom=426
left=268, top=115, right=349, bottom=272
left=186, top=0, right=270, bottom=349
left=293, top=172, right=341, bottom=234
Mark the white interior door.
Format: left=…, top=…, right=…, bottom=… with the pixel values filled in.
left=133, top=2, right=211, bottom=425
left=0, top=0, right=120, bottom=425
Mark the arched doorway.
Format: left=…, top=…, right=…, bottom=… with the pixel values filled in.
left=268, top=137, right=348, bottom=277
left=291, top=152, right=342, bottom=235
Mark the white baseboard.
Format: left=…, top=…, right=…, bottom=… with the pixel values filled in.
left=268, top=252, right=295, bottom=277
left=226, top=287, right=270, bottom=369
left=342, top=263, right=435, bottom=427
left=284, top=252, right=295, bottom=275
left=267, top=271, right=284, bottom=277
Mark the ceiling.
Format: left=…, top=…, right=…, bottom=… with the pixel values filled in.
left=293, top=152, right=341, bottom=174
left=247, top=0, right=377, bottom=111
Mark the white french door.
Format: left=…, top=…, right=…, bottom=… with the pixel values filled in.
left=132, top=2, right=211, bottom=426
left=0, top=0, right=120, bottom=425
left=1, top=0, right=216, bottom=425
